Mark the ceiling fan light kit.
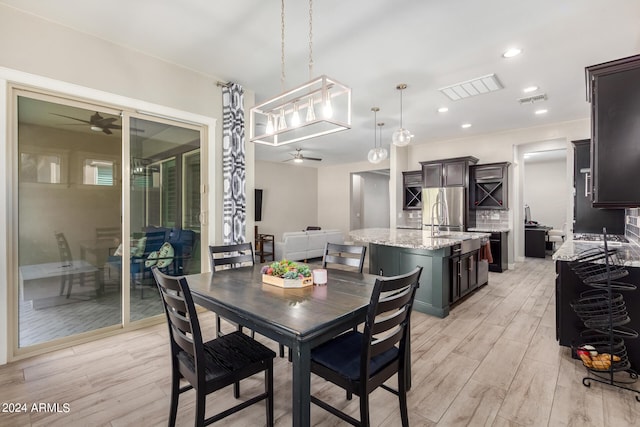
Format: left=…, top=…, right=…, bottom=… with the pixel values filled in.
left=392, top=83, right=412, bottom=147
left=249, top=0, right=351, bottom=147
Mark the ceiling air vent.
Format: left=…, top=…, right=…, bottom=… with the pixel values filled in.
left=438, top=74, right=504, bottom=101
left=518, top=93, right=548, bottom=104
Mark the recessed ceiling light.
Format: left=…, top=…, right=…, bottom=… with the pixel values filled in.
left=523, top=86, right=538, bottom=93
left=535, top=109, right=548, bottom=115
left=437, top=107, right=449, bottom=113
left=502, top=48, right=522, bottom=58
left=461, top=123, right=472, bottom=129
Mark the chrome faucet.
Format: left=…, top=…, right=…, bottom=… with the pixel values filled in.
left=430, top=189, right=450, bottom=238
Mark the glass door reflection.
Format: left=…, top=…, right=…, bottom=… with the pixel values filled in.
left=128, top=117, right=202, bottom=321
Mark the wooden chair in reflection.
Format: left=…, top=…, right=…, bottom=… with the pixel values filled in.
left=54, top=231, right=99, bottom=298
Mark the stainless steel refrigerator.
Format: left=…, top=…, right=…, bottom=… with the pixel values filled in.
left=422, top=187, right=465, bottom=232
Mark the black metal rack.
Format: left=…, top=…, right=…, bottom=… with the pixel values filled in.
left=569, top=228, right=640, bottom=401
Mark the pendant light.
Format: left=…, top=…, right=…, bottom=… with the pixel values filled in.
left=368, top=107, right=382, bottom=164
left=249, top=0, right=351, bottom=146
left=368, top=107, right=388, bottom=164
left=392, top=83, right=412, bottom=147
left=377, top=122, right=388, bottom=161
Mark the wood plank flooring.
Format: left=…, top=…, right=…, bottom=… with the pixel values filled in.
left=1, top=257, right=640, bottom=426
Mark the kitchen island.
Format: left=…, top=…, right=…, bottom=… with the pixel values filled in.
left=350, top=228, right=490, bottom=318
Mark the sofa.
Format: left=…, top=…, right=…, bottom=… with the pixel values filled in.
left=274, top=229, right=344, bottom=261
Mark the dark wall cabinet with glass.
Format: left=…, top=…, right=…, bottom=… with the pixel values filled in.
left=420, top=156, right=478, bottom=188
left=586, top=54, right=640, bottom=207
left=469, top=162, right=510, bottom=210
left=402, top=170, right=422, bottom=210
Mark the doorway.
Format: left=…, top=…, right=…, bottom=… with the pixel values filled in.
left=350, top=170, right=390, bottom=230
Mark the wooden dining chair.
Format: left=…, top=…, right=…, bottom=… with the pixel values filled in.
left=309, top=266, right=422, bottom=427
left=322, top=242, right=367, bottom=273
left=208, top=243, right=255, bottom=338
left=151, top=267, right=275, bottom=427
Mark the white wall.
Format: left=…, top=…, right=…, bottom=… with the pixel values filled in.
left=524, top=157, right=568, bottom=230
left=254, top=161, right=318, bottom=240
left=0, top=6, right=256, bottom=364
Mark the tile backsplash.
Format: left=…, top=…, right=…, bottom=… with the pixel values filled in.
left=626, top=208, right=640, bottom=246
left=396, top=210, right=422, bottom=229
left=474, top=209, right=510, bottom=229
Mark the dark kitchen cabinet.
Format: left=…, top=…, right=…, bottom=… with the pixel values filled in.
left=586, top=54, right=640, bottom=207
left=556, top=260, right=640, bottom=371
left=572, top=140, right=624, bottom=234
left=402, top=170, right=422, bottom=210
left=420, top=156, right=478, bottom=188
left=450, top=251, right=478, bottom=304
left=469, top=162, right=510, bottom=210
left=488, top=231, right=508, bottom=272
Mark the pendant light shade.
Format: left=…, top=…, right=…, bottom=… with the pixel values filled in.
left=368, top=108, right=388, bottom=164
left=392, top=83, right=412, bottom=147
left=368, top=107, right=381, bottom=164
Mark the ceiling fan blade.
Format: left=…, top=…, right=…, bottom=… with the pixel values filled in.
left=102, top=127, right=113, bottom=135
left=50, top=113, right=91, bottom=125
left=304, top=156, right=322, bottom=161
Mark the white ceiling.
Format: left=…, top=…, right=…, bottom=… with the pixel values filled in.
left=3, top=0, right=640, bottom=166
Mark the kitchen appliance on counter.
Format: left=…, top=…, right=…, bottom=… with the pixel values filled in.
left=422, top=187, right=465, bottom=233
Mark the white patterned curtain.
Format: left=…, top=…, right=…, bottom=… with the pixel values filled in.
left=222, top=83, right=246, bottom=244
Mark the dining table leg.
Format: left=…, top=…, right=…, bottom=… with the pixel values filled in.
left=291, top=342, right=311, bottom=427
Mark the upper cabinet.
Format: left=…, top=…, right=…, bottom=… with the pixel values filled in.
left=572, top=140, right=625, bottom=233
left=469, top=162, right=510, bottom=210
left=402, top=171, right=422, bottom=210
left=420, top=156, right=478, bottom=188
left=586, top=54, right=640, bottom=207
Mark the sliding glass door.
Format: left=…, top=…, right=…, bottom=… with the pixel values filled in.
left=128, top=116, right=202, bottom=321
left=14, top=90, right=204, bottom=351
left=16, top=93, right=124, bottom=347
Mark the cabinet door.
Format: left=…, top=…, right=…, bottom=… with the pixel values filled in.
left=474, top=165, right=504, bottom=181
left=443, top=161, right=465, bottom=187
left=458, top=256, right=471, bottom=295
left=573, top=140, right=625, bottom=233
left=403, top=171, right=423, bottom=210
left=450, top=258, right=460, bottom=303
left=591, top=63, right=640, bottom=207
left=422, top=163, right=442, bottom=188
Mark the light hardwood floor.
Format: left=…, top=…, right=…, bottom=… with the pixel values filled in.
left=1, top=257, right=639, bottom=426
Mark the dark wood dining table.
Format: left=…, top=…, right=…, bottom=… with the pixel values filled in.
left=184, top=265, right=377, bottom=427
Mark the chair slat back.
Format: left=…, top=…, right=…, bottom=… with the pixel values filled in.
left=54, top=232, right=73, bottom=264
left=152, top=267, right=203, bottom=364
left=209, top=243, right=255, bottom=271
left=322, top=243, right=366, bottom=273
left=96, top=226, right=121, bottom=241
left=361, top=266, right=422, bottom=376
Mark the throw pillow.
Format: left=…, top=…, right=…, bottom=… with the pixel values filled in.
left=145, top=250, right=158, bottom=268
left=132, top=237, right=147, bottom=257
left=156, top=242, right=175, bottom=269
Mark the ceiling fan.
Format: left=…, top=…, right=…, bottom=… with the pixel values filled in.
left=51, top=111, right=124, bottom=135
left=284, top=148, right=322, bottom=163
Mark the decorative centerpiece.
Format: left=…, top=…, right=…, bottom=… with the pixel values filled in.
left=261, top=260, right=313, bottom=288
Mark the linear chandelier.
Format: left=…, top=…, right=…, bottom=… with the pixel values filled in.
left=249, top=0, right=351, bottom=147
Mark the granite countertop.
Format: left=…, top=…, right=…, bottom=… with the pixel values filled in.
left=349, top=228, right=490, bottom=251
left=467, top=227, right=511, bottom=233
left=552, top=239, right=640, bottom=268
